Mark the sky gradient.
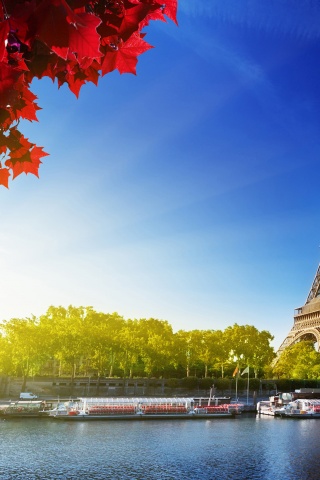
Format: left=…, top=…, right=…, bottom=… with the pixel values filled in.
left=1, top=0, right=320, bottom=350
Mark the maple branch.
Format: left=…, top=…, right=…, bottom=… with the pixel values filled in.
left=0, top=0, right=178, bottom=188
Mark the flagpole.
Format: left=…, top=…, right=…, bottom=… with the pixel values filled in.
left=241, top=365, right=250, bottom=404
left=235, top=366, right=238, bottom=402
left=233, top=364, right=239, bottom=402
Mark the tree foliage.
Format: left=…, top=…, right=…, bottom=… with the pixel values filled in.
left=0, top=305, right=275, bottom=379
left=0, top=0, right=178, bottom=187
left=225, top=323, right=275, bottom=378
left=273, top=340, right=320, bottom=379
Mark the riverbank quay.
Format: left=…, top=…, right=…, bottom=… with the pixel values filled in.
left=0, top=375, right=275, bottom=400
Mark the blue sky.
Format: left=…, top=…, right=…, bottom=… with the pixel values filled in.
left=1, top=0, right=320, bottom=350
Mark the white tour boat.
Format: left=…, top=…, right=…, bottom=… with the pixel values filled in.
left=278, top=399, right=320, bottom=418
left=49, top=397, right=239, bottom=420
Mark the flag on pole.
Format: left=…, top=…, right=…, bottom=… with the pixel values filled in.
left=232, top=366, right=239, bottom=377
left=241, top=366, right=249, bottom=376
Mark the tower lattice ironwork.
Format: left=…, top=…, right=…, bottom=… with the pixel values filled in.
left=275, top=264, right=320, bottom=363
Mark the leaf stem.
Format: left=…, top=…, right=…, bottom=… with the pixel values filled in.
left=0, top=0, right=9, bottom=19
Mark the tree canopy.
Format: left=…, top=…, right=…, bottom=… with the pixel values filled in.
left=0, top=0, right=178, bottom=187
left=0, top=305, right=275, bottom=380
left=273, top=340, right=320, bottom=379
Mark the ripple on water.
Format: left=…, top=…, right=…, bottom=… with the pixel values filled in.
left=1, top=417, right=320, bottom=479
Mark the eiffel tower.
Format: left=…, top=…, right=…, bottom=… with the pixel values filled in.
left=275, top=264, right=320, bottom=363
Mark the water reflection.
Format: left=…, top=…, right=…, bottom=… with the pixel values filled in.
left=0, top=417, right=320, bottom=479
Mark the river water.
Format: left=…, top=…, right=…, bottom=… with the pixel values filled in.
left=0, top=415, right=320, bottom=479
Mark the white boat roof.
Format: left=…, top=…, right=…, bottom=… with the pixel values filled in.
left=77, top=397, right=194, bottom=404
left=296, top=399, right=320, bottom=405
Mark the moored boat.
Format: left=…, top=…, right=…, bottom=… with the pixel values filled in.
left=257, top=400, right=279, bottom=416
left=257, top=389, right=320, bottom=418
left=257, top=393, right=292, bottom=417
left=0, top=400, right=49, bottom=418
left=279, top=399, right=320, bottom=418
left=49, top=397, right=239, bottom=420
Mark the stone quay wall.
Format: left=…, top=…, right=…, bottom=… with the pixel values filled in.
left=0, top=376, right=268, bottom=400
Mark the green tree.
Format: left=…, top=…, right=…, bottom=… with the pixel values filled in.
left=42, top=306, right=90, bottom=388
left=86, top=311, right=125, bottom=378
left=118, top=319, right=144, bottom=378
left=174, top=330, right=203, bottom=377
left=1, top=316, right=49, bottom=391
left=225, top=324, right=275, bottom=377
left=197, top=330, right=216, bottom=377
left=196, top=329, right=231, bottom=378
left=139, top=319, right=174, bottom=376
left=211, top=329, right=233, bottom=378
left=0, top=332, right=14, bottom=375
left=274, top=340, right=320, bottom=379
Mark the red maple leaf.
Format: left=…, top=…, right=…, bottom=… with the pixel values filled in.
left=0, top=20, right=9, bottom=62
left=101, top=34, right=153, bottom=75
left=19, top=97, right=37, bottom=116
left=84, top=62, right=100, bottom=85
left=7, top=0, right=36, bottom=47
left=31, top=0, right=72, bottom=59
left=139, top=9, right=166, bottom=30
left=0, top=62, right=23, bottom=108
left=6, top=143, right=48, bottom=179
left=163, top=0, right=178, bottom=25
left=64, top=66, right=88, bottom=96
left=0, top=130, right=9, bottom=153
left=7, top=129, right=34, bottom=158
left=25, top=41, right=58, bottom=81
left=119, top=3, right=160, bottom=41
left=0, top=168, right=10, bottom=188
left=14, top=97, right=41, bottom=122
left=68, top=13, right=102, bottom=62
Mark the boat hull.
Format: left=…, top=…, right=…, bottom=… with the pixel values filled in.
left=51, top=413, right=235, bottom=421
left=280, top=413, right=320, bottom=419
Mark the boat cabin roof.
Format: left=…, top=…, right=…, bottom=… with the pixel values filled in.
left=77, top=397, right=193, bottom=405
